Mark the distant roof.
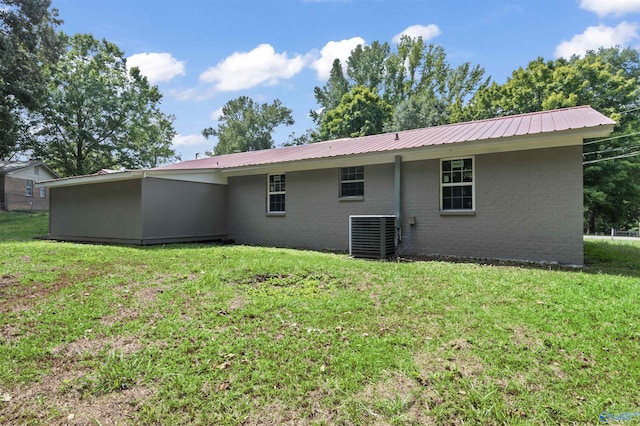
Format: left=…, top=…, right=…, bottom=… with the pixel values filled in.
left=0, top=160, right=59, bottom=178
left=157, top=106, right=615, bottom=172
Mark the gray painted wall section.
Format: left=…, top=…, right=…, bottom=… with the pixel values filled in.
left=141, top=177, right=227, bottom=242
left=227, top=146, right=583, bottom=264
left=49, top=179, right=143, bottom=242
left=49, top=178, right=227, bottom=244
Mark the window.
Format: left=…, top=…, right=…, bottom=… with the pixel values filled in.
left=340, top=166, right=364, bottom=198
left=441, top=157, right=474, bottom=210
left=26, top=180, right=33, bottom=197
left=267, top=174, right=285, bottom=213
left=39, top=187, right=46, bottom=198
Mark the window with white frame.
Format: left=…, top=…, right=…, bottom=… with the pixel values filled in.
left=441, top=157, right=474, bottom=210
left=267, top=173, right=286, bottom=213
left=39, top=187, right=46, bottom=198
left=340, top=166, right=364, bottom=197
left=26, top=180, right=33, bottom=197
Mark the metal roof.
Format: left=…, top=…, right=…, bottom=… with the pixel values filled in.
left=157, top=106, right=615, bottom=171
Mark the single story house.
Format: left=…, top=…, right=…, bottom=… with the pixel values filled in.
left=0, top=161, right=59, bottom=211
left=39, top=106, right=615, bottom=265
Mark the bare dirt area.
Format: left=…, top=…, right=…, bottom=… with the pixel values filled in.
left=0, top=266, right=105, bottom=314
left=0, top=265, right=161, bottom=426
left=1, top=334, right=153, bottom=425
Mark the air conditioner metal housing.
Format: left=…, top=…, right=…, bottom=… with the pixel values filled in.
left=349, top=215, right=396, bottom=259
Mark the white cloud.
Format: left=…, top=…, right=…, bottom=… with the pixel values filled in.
left=199, top=44, right=305, bottom=91
left=580, top=0, right=640, bottom=17
left=392, top=24, right=441, bottom=44
left=210, top=107, right=224, bottom=121
left=554, top=21, right=639, bottom=58
left=127, top=52, right=186, bottom=84
left=172, top=133, right=207, bottom=147
left=309, top=37, right=365, bottom=80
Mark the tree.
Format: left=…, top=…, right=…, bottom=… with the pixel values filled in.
left=385, top=93, right=448, bottom=132
left=202, top=96, right=294, bottom=155
left=30, top=34, right=178, bottom=176
left=467, top=47, right=640, bottom=232
left=311, top=36, right=489, bottom=141
left=310, top=58, right=349, bottom=127
left=0, top=0, right=64, bottom=159
left=317, top=86, right=392, bottom=140
left=347, top=41, right=390, bottom=95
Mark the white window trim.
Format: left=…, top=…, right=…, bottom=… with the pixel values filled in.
left=26, top=180, right=33, bottom=197
left=440, top=156, right=475, bottom=212
left=339, top=166, right=364, bottom=199
left=267, top=173, right=286, bottom=214
left=39, top=187, right=46, bottom=198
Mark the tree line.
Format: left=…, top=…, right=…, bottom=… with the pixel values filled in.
left=1, top=0, right=178, bottom=177
left=207, top=38, right=640, bottom=233
left=3, top=0, right=639, bottom=232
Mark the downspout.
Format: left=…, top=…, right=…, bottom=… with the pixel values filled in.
left=141, top=171, right=147, bottom=245
left=394, top=155, right=402, bottom=247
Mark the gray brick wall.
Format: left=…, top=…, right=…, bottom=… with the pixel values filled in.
left=227, top=145, right=584, bottom=264
left=400, top=145, right=583, bottom=264
left=227, top=164, right=395, bottom=251
left=1, top=176, right=50, bottom=211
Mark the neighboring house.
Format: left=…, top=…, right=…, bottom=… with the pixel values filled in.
left=0, top=161, right=60, bottom=211
left=39, top=106, right=615, bottom=265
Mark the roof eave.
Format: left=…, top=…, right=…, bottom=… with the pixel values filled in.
left=38, top=171, right=145, bottom=188
left=37, top=168, right=228, bottom=188
left=220, top=125, right=614, bottom=176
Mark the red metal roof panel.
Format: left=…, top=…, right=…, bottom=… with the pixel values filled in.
left=156, top=106, right=615, bottom=171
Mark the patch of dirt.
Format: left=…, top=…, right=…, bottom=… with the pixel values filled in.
left=355, top=370, right=436, bottom=424
left=241, top=401, right=305, bottom=425
left=51, top=335, right=144, bottom=358
left=134, top=286, right=165, bottom=308
left=2, top=335, right=151, bottom=425
left=0, top=319, right=25, bottom=343
left=2, top=376, right=153, bottom=425
left=100, top=306, right=140, bottom=326
left=412, top=340, right=485, bottom=402
left=0, top=267, right=106, bottom=314
left=509, top=325, right=543, bottom=349
left=227, top=295, right=247, bottom=311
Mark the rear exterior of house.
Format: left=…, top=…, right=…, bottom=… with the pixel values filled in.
left=225, top=145, right=583, bottom=263
left=0, top=161, right=59, bottom=211
left=40, top=107, right=615, bottom=265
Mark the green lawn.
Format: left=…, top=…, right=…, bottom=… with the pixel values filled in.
left=1, top=212, right=639, bottom=425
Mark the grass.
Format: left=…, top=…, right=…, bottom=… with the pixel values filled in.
left=0, top=211, right=48, bottom=241
left=1, top=211, right=639, bottom=424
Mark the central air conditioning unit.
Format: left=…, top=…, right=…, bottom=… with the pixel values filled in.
left=349, top=215, right=396, bottom=259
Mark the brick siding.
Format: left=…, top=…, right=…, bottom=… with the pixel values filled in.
left=227, top=145, right=584, bottom=264
left=1, top=176, right=50, bottom=211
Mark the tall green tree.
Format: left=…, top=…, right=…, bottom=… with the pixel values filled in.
left=317, top=86, right=392, bottom=140
left=30, top=34, right=178, bottom=176
left=311, top=36, right=489, bottom=140
left=385, top=93, right=448, bottom=132
left=309, top=58, right=349, bottom=127
left=347, top=41, right=390, bottom=95
left=467, top=47, right=640, bottom=232
left=0, top=0, right=64, bottom=159
left=202, top=96, right=294, bottom=155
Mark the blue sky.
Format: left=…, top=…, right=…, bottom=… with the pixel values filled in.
left=55, top=0, right=640, bottom=162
